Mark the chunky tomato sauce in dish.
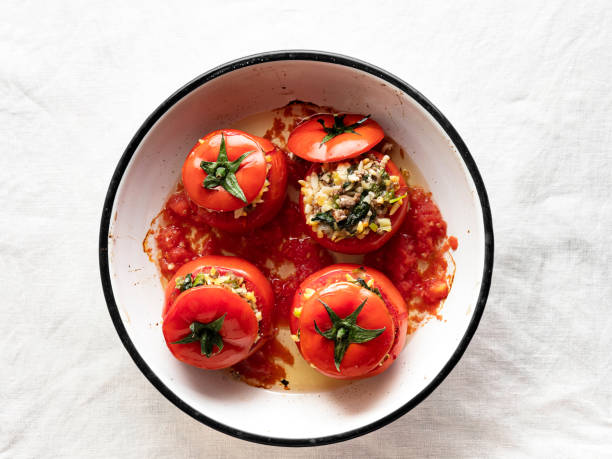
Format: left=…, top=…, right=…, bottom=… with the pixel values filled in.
left=143, top=102, right=457, bottom=391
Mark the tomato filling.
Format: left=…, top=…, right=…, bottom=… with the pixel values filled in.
left=300, top=153, right=405, bottom=241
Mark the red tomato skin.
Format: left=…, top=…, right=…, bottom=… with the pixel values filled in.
left=182, top=129, right=271, bottom=211
left=290, top=264, right=408, bottom=379
left=298, top=282, right=395, bottom=378
left=163, top=286, right=258, bottom=369
left=164, top=256, right=275, bottom=355
left=288, top=114, right=384, bottom=162
left=192, top=146, right=288, bottom=233
left=299, top=152, right=409, bottom=254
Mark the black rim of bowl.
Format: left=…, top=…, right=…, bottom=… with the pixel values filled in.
left=99, top=50, right=494, bottom=447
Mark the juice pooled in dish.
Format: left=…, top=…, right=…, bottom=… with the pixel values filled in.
left=145, top=102, right=457, bottom=390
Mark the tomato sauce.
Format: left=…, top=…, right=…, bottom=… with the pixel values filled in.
left=149, top=187, right=333, bottom=324
left=366, top=187, right=455, bottom=317
left=264, top=102, right=315, bottom=188
left=144, top=102, right=457, bottom=389
left=150, top=187, right=217, bottom=279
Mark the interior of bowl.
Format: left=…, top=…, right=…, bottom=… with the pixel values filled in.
left=102, top=54, right=491, bottom=444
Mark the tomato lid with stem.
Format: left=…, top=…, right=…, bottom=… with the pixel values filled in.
left=163, top=285, right=259, bottom=369
left=297, top=282, right=395, bottom=378
left=287, top=113, right=384, bottom=162
left=182, top=129, right=269, bottom=211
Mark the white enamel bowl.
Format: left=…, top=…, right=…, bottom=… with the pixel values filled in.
left=99, top=51, right=493, bottom=446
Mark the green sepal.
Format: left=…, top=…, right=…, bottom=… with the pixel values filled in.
left=171, top=313, right=227, bottom=358
left=203, top=174, right=221, bottom=189
left=318, top=114, right=371, bottom=145
left=199, top=133, right=255, bottom=203
left=222, top=171, right=247, bottom=203
left=313, top=298, right=385, bottom=371
left=228, top=151, right=252, bottom=173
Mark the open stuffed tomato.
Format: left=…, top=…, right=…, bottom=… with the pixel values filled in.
left=288, top=113, right=384, bottom=162
left=182, top=129, right=287, bottom=233
left=289, top=264, right=408, bottom=379
left=299, top=151, right=409, bottom=254
left=162, top=256, right=275, bottom=370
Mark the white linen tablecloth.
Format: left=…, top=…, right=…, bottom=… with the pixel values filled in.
left=2, top=1, right=611, bottom=457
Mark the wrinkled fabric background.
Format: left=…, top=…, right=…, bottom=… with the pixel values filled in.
left=2, top=1, right=611, bottom=457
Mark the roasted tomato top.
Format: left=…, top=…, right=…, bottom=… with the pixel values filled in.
left=162, top=256, right=275, bottom=370
left=299, top=152, right=409, bottom=254
left=182, top=129, right=273, bottom=212
left=192, top=145, right=288, bottom=233
left=163, top=286, right=258, bottom=369
left=287, top=113, right=384, bottom=162
left=290, top=264, right=408, bottom=379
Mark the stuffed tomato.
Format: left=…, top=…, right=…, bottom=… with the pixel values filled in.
left=162, top=256, right=274, bottom=370
left=289, top=264, right=408, bottom=379
left=182, top=129, right=287, bottom=233
left=288, top=113, right=384, bottom=162
left=298, top=151, right=409, bottom=254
